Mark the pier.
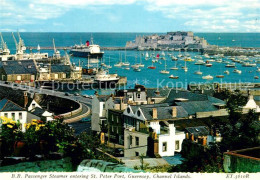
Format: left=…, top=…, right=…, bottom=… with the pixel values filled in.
left=27, top=46, right=260, bottom=56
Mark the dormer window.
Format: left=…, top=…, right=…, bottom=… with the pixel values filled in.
left=137, top=110, right=141, bottom=117
left=28, top=65, right=32, bottom=68
left=137, top=93, right=141, bottom=99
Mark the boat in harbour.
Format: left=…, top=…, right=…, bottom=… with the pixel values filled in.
left=225, top=63, right=236, bottom=68
left=94, top=67, right=119, bottom=87
left=224, top=70, right=230, bottom=75
left=169, top=75, right=179, bottom=79
left=69, top=37, right=104, bottom=59
left=202, top=75, right=213, bottom=80
left=216, top=75, right=224, bottom=78
left=233, top=69, right=242, bottom=74
left=194, top=65, right=202, bottom=75
left=160, top=59, right=170, bottom=74
left=170, top=61, right=178, bottom=70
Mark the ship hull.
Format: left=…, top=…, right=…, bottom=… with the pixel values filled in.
left=69, top=50, right=104, bottom=59
left=95, top=79, right=119, bottom=88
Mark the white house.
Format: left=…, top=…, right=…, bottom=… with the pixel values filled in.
left=158, top=124, right=185, bottom=157
left=123, top=104, right=188, bottom=157
left=0, top=98, right=28, bottom=132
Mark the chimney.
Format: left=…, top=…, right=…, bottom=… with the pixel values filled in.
left=155, top=89, right=160, bottom=95
left=202, top=137, right=207, bottom=146
left=24, top=92, right=28, bottom=108
left=191, top=133, right=194, bottom=141
left=172, top=107, right=177, bottom=118
left=186, top=133, right=189, bottom=139
left=152, top=108, right=157, bottom=119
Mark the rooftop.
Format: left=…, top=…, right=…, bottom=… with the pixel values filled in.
left=0, top=98, right=25, bottom=112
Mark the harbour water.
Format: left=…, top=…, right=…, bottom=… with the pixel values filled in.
left=1, top=32, right=260, bottom=95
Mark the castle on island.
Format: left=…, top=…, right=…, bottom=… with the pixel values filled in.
left=126, top=31, right=209, bottom=50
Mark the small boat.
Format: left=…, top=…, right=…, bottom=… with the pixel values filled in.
left=169, top=75, right=179, bottom=79
left=194, top=65, right=202, bottom=75
left=160, top=59, right=169, bottom=74
left=170, top=61, right=178, bottom=70
left=133, top=67, right=141, bottom=72
left=202, top=75, right=213, bottom=80
left=170, top=67, right=179, bottom=70
left=148, top=66, right=156, bottom=69
left=161, top=57, right=166, bottom=60
left=216, top=59, right=222, bottom=63
left=216, top=75, right=224, bottom=78
left=114, top=62, right=123, bottom=67
left=160, top=70, right=170, bottom=74
left=205, top=61, right=212, bottom=67
left=145, top=52, right=149, bottom=60
left=184, top=57, right=194, bottom=61
left=254, top=76, right=259, bottom=79
left=195, top=60, right=205, bottom=65
left=233, top=69, right=242, bottom=74
left=194, top=71, right=202, bottom=75
left=257, top=68, right=260, bottom=72
left=124, top=67, right=130, bottom=70
left=171, top=56, right=178, bottom=61
left=225, top=63, right=236, bottom=68
left=148, top=60, right=156, bottom=69
left=182, top=61, right=188, bottom=72
left=224, top=70, right=230, bottom=75
left=242, top=62, right=257, bottom=67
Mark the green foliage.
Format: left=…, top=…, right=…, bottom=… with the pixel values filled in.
left=169, top=140, right=223, bottom=172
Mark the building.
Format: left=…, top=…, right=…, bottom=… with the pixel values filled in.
left=91, top=95, right=111, bottom=133
left=123, top=104, right=188, bottom=157
left=164, top=89, right=227, bottom=118
left=223, top=147, right=260, bottom=172
left=0, top=60, right=37, bottom=82
left=115, top=84, right=147, bottom=105
left=0, top=98, right=40, bottom=132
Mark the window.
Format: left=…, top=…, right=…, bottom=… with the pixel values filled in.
left=137, top=93, right=141, bottom=99
left=162, top=142, right=167, bottom=152
left=175, top=141, right=180, bottom=150
left=116, top=116, right=119, bottom=123
left=137, top=110, right=141, bottom=117
left=111, top=126, right=114, bottom=132
left=103, top=103, right=105, bottom=109
left=11, top=113, right=15, bottom=119
left=135, top=137, right=139, bottom=146
left=19, top=113, right=22, bottom=120
left=32, top=103, right=36, bottom=109
left=135, top=152, right=139, bottom=156
left=4, top=113, right=8, bottom=117
left=129, top=135, right=132, bottom=145
left=127, top=107, right=131, bottom=114
left=112, top=115, right=114, bottom=122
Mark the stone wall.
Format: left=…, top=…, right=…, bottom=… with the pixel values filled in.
left=0, top=158, right=74, bottom=172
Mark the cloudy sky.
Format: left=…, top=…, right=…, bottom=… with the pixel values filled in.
left=0, top=0, right=259, bottom=32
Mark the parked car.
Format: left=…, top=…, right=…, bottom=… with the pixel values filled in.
left=82, top=95, right=89, bottom=98
left=74, top=93, right=80, bottom=96
left=64, top=92, right=70, bottom=96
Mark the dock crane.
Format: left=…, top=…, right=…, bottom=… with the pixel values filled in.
left=17, top=31, right=26, bottom=51
left=53, top=38, right=60, bottom=59
left=0, top=32, right=10, bottom=55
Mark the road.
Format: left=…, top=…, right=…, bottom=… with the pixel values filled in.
left=0, top=81, right=92, bottom=121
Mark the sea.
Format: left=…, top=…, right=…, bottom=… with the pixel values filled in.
left=1, top=32, right=260, bottom=95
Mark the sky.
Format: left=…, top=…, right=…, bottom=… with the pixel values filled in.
left=0, top=0, right=259, bottom=32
